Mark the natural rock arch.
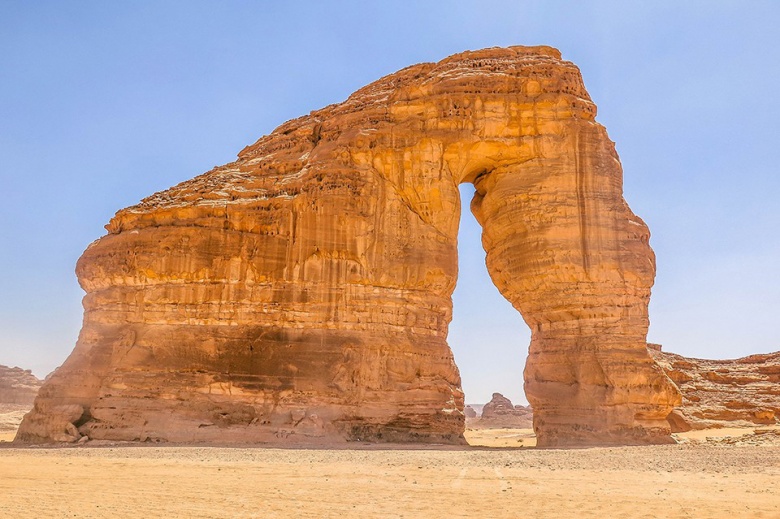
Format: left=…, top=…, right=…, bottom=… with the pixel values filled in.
left=18, top=46, right=680, bottom=447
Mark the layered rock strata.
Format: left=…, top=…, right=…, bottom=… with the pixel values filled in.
left=0, top=365, right=42, bottom=406
left=18, top=45, right=678, bottom=446
left=649, top=345, right=780, bottom=431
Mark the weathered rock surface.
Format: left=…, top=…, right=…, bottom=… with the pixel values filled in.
left=469, top=393, right=533, bottom=429
left=0, top=365, right=42, bottom=406
left=18, top=45, right=678, bottom=446
left=649, top=344, right=780, bottom=431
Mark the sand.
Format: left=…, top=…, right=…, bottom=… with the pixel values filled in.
left=0, top=404, right=27, bottom=443
left=1, top=410, right=779, bottom=518
left=465, top=427, right=537, bottom=447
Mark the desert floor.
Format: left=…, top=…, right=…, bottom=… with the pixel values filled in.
left=1, top=409, right=779, bottom=518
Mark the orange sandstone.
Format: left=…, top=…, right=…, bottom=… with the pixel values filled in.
left=17, top=46, right=679, bottom=447
left=650, top=345, right=780, bottom=431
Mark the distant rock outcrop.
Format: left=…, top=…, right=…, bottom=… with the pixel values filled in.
left=468, top=393, right=533, bottom=429
left=649, top=345, right=780, bottom=431
left=0, top=365, right=42, bottom=405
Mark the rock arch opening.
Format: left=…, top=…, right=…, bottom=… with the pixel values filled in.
left=18, top=45, right=680, bottom=447
left=449, top=183, right=529, bottom=408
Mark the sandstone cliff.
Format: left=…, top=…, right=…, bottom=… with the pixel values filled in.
left=0, top=365, right=42, bottom=406
left=18, top=45, right=678, bottom=446
left=649, top=345, right=780, bottom=431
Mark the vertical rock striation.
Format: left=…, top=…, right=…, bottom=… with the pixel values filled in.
left=18, top=46, right=678, bottom=446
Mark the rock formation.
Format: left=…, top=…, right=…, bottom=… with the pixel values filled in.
left=649, top=344, right=780, bottom=431
left=0, top=365, right=42, bottom=406
left=473, top=393, right=533, bottom=429
left=17, top=45, right=679, bottom=446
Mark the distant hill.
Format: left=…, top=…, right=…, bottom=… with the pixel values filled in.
left=0, top=365, right=42, bottom=405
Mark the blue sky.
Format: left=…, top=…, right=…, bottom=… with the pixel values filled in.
left=1, top=1, right=778, bottom=405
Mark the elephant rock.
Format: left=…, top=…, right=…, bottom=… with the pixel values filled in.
left=17, top=46, right=679, bottom=446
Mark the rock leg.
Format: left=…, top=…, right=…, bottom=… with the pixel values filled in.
left=471, top=122, right=680, bottom=446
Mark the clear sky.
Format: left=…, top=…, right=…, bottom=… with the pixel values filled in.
left=1, top=1, right=778, bottom=405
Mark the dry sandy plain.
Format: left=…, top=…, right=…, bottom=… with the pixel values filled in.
left=1, top=406, right=779, bottom=518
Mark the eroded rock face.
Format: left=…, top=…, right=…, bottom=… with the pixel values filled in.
left=649, top=345, right=780, bottom=431
left=18, top=45, right=678, bottom=446
left=0, top=365, right=42, bottom=406
left=475, top=393, right=533, bottom=429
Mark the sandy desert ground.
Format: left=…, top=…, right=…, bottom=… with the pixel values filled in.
left=1, top=407, right=779, bottom=518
